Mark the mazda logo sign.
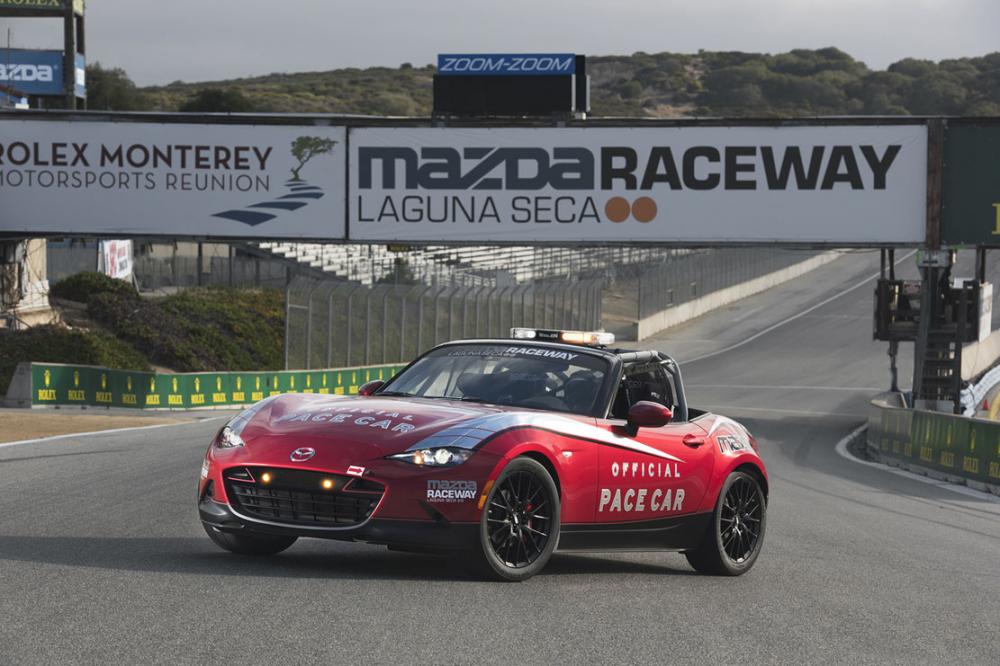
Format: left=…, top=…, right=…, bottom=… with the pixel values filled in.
left=290, top=447, right=316, bottom=462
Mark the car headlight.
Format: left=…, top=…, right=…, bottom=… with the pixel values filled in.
left=217, top=426, right=245, bottom=449
left=215, top=396, right=278, bottom=449
left=388, top=447, right=474, bottom=467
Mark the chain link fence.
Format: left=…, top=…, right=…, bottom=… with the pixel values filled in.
left=634, top=248, right=820, bottom=319
left=599, top=248, right=823, bottom=338
left=285, top=277, right=604, bottom=370
left=132, top=253, right=293, bottom=290
left=47, top=241, right=299, bottom=291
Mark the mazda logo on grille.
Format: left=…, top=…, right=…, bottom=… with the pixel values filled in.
left=290, top=447, right=316, bottom=462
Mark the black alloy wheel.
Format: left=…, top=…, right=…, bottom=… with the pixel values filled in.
left=476, top=457, right=560, bottom=581
left=685, top=470, right=767, bottom=576
left=719, top=475, right=763, bottom=563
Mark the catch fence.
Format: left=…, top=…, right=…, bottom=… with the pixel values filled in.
left=635, top=248, right=822, bottom=320
left=285, top=277, right=603, bottom=370
left=132, top=253, right=292, bottom=290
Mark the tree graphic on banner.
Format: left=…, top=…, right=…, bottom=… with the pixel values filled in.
left=290, top=136, right=338, bottom=181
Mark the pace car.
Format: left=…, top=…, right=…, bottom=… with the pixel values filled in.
left=198, top=328, right=768, bottom=581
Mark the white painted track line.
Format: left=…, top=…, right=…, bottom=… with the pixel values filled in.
left=688, top=384, right=886, bottom=392
left=697, top=404, right=864, bottom=418
left=0, top=416, right=226, bottom=450
left=685, top=250, right=917, bottom=364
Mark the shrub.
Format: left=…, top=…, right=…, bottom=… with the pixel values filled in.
left=49, top=271, right=138, bottom=304
left=179, top=87, right=255, bottom=113
left=86, top=287, right=285, bottom=373
left=0, top=325, right=149, bottom=395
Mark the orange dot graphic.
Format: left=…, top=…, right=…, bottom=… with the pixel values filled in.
left=605, top=197, right=630, bottom=223
left=632, top=197, right=657, bottom=223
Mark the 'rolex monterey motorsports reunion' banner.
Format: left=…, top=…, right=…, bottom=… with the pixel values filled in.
left=350, top=125, right=928, bottom=244
left=0, top=120, right=346, bottom=239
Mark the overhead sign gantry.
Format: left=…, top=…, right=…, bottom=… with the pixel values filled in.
left=0, top=113, right=936, bottom=246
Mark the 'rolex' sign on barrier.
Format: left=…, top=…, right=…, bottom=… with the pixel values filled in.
left=25, top=362, right=406, bottom=409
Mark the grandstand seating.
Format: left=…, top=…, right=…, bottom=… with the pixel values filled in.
left=257, top=242, right=672, bottom=286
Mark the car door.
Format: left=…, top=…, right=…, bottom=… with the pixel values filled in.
left=594, top=364, right=713, bottom=522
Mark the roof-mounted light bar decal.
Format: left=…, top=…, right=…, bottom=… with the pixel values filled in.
left=510, top=328, right=615, bottom=347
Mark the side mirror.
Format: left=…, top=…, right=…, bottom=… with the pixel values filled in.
left=358, top=380, right=385, bottom=396
left=625, top=401, right=672, bottom=435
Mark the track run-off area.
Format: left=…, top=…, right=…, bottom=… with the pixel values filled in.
left=1, top=250, right=998, bottom=664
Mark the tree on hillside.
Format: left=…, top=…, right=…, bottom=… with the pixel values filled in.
left=128, top=47, right=1000, bottom=117
left=289, top=136, right=337, bottom=181
left=180, top=87, right=255, bottom=113
left=86, top=63, right=149, bottom=111
left=907, top=72, right=968, bottom=115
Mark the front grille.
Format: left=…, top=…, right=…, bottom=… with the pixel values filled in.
left=225, top=467, right=384, bottom=528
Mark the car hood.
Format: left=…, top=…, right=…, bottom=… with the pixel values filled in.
left=239, top=393, right=523, bottom=459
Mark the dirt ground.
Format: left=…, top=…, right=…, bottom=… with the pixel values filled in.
left=0, top=410, right=193, bottom=444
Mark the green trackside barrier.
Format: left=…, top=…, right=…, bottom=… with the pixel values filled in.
left=868, top=392, right=1000, bottom=488
left=24, top=362, right=409, bottom=410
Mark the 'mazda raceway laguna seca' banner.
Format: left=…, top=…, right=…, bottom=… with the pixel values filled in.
left=349, top=125, right=928, bottom=245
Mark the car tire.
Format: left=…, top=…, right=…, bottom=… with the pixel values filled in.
left=474, top=457, right=560, bottom=582
left=202, top=523, right=298, bottom=556
left=685, top=470, right=766, bottom=576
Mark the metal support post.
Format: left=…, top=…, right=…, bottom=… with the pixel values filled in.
left=888, top=341, right=899, bottom=393
left=327, top=288, right=336, bottom=368
left=283, top=283, right=291, bottom=370
left=954, top=286, right=968, bottom=414
left=62, top=7, right=76, bottom=109
left=305, top=282, right=318, bottom=369
left=911, top=263, right=938, bottom=403
left=364, top=289, right=372, bottom=366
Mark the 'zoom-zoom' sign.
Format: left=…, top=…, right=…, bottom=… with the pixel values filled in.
left=436, top=53, right=575, bottom=76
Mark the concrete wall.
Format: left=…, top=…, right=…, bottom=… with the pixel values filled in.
left=2, top=239, right=56, bottom=328
left=868, top=391, right=1000, bottom=496
left=962, top=328, right=1000, bottom=380
left=635, top=251, right=840, bottom=340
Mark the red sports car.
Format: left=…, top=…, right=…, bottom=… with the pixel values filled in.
left=199, top=328, right=768, bottom=581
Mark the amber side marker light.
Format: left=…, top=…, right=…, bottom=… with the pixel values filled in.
left=477, top=480, right=495, bottom=510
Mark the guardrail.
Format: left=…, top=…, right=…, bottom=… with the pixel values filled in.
left=961, top=362, right=1000, bottom=417
left=3, top=362, right=407, bottom=410
left=867, top=391, right=1000, bottom=494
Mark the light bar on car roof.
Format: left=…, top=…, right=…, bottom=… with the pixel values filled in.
left=510, top=327, right=615, bottom=347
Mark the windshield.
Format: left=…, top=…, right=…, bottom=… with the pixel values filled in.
left=380, top=343, right=611, bottom=415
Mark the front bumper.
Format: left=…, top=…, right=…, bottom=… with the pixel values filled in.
left=199, top=497, right=479, bottom=551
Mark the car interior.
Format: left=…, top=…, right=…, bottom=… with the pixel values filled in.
left=609, top=362, right=677, bottom=421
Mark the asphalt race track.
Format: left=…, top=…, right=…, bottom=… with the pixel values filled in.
left=2, top=250, right=999, bottom=664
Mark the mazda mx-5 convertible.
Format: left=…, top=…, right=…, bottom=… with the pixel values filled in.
left=198, top=328, right=768, bottom=581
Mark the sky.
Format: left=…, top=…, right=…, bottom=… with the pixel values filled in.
left=1, top=0, right=997, bottom=86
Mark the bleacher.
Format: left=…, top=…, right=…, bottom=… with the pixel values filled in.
left=257, top=242, right=672, bottom=286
